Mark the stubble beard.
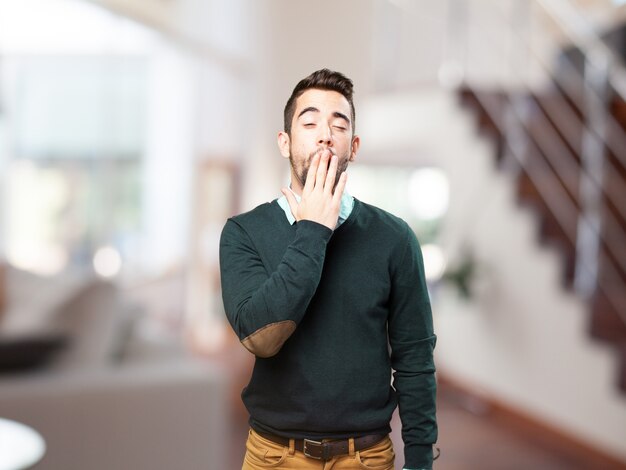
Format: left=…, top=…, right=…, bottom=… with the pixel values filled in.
left=289, top=147, right=349, bottom=193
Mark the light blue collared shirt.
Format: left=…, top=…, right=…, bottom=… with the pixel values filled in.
left=276, top=187, right=354, bottom=229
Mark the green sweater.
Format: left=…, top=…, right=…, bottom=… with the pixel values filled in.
left=219, top=198, right=437, bottom=469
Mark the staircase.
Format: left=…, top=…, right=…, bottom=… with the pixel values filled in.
left=457, top=38, right=626, bottom=392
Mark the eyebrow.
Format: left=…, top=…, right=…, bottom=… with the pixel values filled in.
left=297, top=107, right=351, bottom=126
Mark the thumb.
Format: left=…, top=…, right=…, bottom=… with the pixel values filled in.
left=281, top=188, right=299, bottom=221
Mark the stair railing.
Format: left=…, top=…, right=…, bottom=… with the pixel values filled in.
left=535, top=0, right=626, bottom=305
left=446, top=0, right=626, bottom=325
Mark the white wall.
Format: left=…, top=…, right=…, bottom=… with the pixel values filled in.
left=236, top=0, right=378, bottom=210
left=139, top=0, right=259, bottom=272
left=140, top=40, right=196, bottom=274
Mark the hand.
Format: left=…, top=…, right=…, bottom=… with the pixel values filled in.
left=281, top=149, right=347, bottom=230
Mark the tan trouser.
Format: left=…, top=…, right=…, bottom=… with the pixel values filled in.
left=242, top=428, right=395, bottom=470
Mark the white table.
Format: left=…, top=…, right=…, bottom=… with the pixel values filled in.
left=0, top=418, right=45, bottom=470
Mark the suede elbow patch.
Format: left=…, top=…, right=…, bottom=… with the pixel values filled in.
left=241, top=320, right=297, bottom=358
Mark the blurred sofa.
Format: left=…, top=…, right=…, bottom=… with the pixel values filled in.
left=0, top=266, right=228, bottom=470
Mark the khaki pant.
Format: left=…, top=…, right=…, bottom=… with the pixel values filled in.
left=242, top=428, right=395, bottom=470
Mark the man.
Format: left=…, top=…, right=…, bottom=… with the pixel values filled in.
left=219, top=69, right=438, bottom=470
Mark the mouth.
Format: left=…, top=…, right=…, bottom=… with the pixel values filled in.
left=314, top=147, right=336, bottom=158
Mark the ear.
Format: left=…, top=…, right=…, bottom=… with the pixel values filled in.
left=277, top=131, right=291, bottom=159
left=349, top=135, right=360, bottom=162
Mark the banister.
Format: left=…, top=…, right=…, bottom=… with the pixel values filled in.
left=470, top=88, right=626, bottom=326
left=487, top=0, right=626, bottom=205
left=452, top=0, right=626, bottom=327
left=536, top=0, right=626, bottom=100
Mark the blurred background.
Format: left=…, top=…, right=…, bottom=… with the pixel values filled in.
left=0, top=0, right=625, bottom=468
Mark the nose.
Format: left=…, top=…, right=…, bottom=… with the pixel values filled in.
left=317, top=124, right=333, bottom=147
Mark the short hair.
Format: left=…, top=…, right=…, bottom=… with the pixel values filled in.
left=283, top=68, right=355, bottom=135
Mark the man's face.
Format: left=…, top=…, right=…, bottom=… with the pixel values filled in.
left=278, top=89, right=360, bottom=194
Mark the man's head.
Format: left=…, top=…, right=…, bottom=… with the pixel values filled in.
left=283, top=69, right=356, bottom=136
left=278, top=69, right=360, bottom=194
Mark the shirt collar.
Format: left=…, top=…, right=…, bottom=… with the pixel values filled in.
left=277, top=186, right=354, bottom=227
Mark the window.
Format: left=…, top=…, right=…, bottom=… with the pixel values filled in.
left=0, top=0, right=152, bottom=276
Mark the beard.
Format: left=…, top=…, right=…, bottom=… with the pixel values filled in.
left=289, top=147, right=350, bottom=193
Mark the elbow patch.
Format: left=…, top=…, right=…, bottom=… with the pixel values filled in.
left=241, top=320, right=297, bottom=358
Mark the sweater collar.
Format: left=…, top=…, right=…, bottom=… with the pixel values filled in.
left=276, top=186, right=354, bottom=227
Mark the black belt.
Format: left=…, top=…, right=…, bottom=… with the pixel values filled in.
left=256, top=431, right=387, bottom=461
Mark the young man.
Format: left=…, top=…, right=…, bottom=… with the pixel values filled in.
left=219, top=69, right=438, bottom=470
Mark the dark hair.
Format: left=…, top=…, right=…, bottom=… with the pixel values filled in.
left=283, top=68, right=355, bottom=135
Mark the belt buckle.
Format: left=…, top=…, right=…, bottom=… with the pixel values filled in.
left=303, top=438, right=324, bottom=460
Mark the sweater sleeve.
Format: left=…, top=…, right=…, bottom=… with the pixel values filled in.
left=388, top=224, right=438, bottom=469
left=219, top=217, right=332, bottom=358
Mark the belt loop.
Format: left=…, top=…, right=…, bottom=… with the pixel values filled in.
left=348, top=437, right=355, bottom=456
left=289, top=438, right=295, bottom=455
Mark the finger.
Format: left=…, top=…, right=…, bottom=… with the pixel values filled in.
left=303, top=153, right=320, bottom=194
left=281, top=188, right=299, bottom=220
left=314, top=150, right=331, bottom=192
left=332, top=171, right=348, bottom=203
left=324, top=154, right=338, bottom=195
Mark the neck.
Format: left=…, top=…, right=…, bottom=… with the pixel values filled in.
left=289, top=172, right=304, bottom=196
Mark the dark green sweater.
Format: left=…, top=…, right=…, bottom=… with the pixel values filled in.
left=219, top=198, right=437, bottom=468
